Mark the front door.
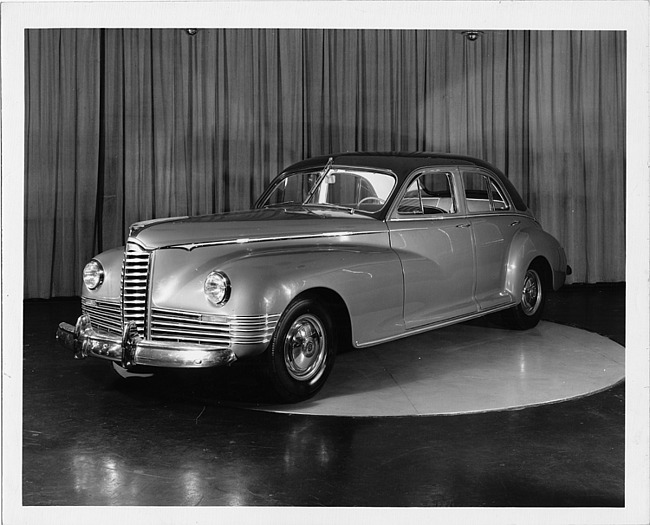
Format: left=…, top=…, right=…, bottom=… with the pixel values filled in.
left=387, top=169, right=478, bottom=329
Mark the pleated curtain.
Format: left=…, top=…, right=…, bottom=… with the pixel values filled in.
left=24, top=29, right=626, bottom=298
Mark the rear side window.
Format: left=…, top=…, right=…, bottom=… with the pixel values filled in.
left=489, top=180, right=509, bottom=211
left=462, top=172, right=510, bottom=213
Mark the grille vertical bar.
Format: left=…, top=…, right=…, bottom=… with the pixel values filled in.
left=121, top=244, right=152, bottom=337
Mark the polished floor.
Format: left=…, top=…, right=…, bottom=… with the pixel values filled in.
left=21, top=284, right=625, bottom=509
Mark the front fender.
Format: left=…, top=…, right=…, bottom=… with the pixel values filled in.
left=150, top=235, right=405, bottom=347
left=237, top=245, right=406, bottom=347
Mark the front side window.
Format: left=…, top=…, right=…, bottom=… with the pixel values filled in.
left=463, top=171, right=510, bottom=213
left=259, top=168, right=396, bottom=215
left=397, top=171, right=456, bottom=216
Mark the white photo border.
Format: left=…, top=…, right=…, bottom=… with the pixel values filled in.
left=2, top=2, right=648, bottom=524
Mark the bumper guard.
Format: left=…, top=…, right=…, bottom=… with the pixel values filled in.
left=56, top=315, right=237, bottom=369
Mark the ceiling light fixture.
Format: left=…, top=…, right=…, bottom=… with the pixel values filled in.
left=461, top=30, right=484, bottom=41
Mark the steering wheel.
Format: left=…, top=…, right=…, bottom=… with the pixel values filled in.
left=356, top=196, right=385, bottom=208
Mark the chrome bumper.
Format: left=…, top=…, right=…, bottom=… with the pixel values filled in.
left=56, top=315, right=237, bottom=369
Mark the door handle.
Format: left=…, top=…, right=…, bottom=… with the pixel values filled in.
left=456, top=223, right=471, bottom=228
left=510, top=220, right=520, bottom=227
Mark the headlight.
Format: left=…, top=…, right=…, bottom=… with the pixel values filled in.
left=204, top=271, right=231, bottom=306
left=83, top=260, right=104, bottom=290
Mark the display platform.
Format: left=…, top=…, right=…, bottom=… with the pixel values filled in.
left=244, top=321, right=625, bottom=417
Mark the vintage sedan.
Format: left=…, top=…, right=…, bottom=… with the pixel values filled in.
left=57, top=152, right=570, bottom=402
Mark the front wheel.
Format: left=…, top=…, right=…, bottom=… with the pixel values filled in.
left=263, top=297, right=337, bottom=402
left=501, top=264, right=546, bottom=330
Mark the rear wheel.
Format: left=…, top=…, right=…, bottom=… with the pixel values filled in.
left=264, top=297, right=337, bottom=402
left=502, top=263, right=547, bottom=330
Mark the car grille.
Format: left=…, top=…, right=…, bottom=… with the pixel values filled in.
left=121, top=244, right=152, bottom=337
left=150, top=308, right=280, bottom=346
left=81, top=297, right=122, bottom=335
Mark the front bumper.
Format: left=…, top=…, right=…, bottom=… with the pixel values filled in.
left=56, top=314, right=237, bottom=369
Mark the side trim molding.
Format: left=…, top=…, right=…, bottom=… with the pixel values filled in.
left=158, top=230, right=385, bottom=251
left=355, top=301, right=515, bottom=348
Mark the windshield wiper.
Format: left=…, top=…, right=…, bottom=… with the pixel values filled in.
left=302, top=157, right=334, bottom=205
left=304, top=203, right=357, bottom=214
left=262, top=201, right=300, bottom=208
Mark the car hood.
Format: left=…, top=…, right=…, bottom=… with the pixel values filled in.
left=130, top=207, right=384, bottom=249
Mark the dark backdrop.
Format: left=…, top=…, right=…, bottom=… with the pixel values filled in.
left=24, top=29, right=626, bottom=298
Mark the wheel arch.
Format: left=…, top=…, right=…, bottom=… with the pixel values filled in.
left=286, top=287, right=353, bottom=351
left=528, top=255, right=554, bottom=292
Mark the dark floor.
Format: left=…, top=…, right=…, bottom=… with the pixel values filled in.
left=22, top=284, right=625, bottom=507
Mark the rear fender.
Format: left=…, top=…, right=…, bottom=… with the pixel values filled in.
left=505, top=228, right=567, bottom=298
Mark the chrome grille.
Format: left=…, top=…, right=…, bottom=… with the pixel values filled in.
left=121, top=245, right=152, bottom=337
left=150, top=307, right=280, bottom=346
left=150, top=309, right=230, bottom=345
left=230, top=315, right=282, bottom=345
left=81, top=297, right=122, bottom=335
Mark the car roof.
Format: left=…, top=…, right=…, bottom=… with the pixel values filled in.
left=284, top=152, right=495, bottom=178
left=282, top=152, right=528, bottom=213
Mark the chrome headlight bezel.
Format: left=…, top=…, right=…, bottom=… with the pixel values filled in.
left=204, top=270, right=231, bottom=306
left=83, top=259, right=105, bottom=290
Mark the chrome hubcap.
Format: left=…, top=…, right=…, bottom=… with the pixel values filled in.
left=521, top=269, right=542, bottom=316
left=284, top=314, right=327, bottom=382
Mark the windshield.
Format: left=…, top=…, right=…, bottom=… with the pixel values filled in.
left=258, top=168, right=396, bottom=214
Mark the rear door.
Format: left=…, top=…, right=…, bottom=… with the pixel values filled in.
left=387, top=168, right=478, bottom=329
left=460, top=168, right=521, bottom=310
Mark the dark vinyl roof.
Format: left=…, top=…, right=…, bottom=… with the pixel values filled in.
left=285, top=152, right=496, bottom=178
